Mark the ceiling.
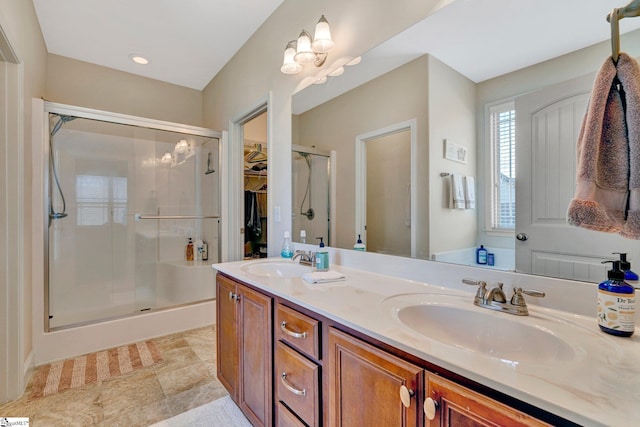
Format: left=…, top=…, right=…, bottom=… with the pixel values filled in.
left=293, top=0, right=640, bottom=114
left=32, top=0, right=284, bottom=90
left=33, top=0, right=640, bottom=96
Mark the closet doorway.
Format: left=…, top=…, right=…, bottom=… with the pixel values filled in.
left=243, top=111, right=268, bottom=258
left=355, top=119, right=417, bottom=257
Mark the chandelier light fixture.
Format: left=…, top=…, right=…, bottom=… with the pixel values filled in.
left=281, top=15, right=335, bottom=74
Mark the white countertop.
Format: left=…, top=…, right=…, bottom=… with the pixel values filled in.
left=214, top=256, right=640, bottom=427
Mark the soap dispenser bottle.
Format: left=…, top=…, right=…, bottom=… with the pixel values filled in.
left=185, top=237, right=194, bottom=261
left=281, top=231, right=294, bottom=258
left=354, top=234, right=366, bottom=251
left=597, top=260, right=636, bottom=337
left=476, top=245, right=488, bottom=265
left=315, top=237, right=329, bottom=271
left=615, top=252, right=639, bottom=288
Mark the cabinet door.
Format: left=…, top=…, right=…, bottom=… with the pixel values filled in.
left=216, top=275, right=239, bottom=399
left=328, top=328, right=423, bottom=427
left=239, top=284, right=273, bottom=427
left=425, top=374, right=550, bottom=427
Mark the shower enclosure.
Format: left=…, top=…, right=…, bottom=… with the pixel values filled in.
left=45, top=102, right=221, bottom=330
left=292, top=145, right=331, bottom=245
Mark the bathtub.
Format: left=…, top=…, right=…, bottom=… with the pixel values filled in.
left=157, top=260, right=216, bottom=305
left=432, top=247, right=515, bottom=271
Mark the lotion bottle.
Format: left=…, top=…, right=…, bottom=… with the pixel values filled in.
left=315, top=237, right=329, bottom=271
left=597, top=260, right=635, bottom=337
left=476, top=245, right=488, bottom=265
left=353, top=234, right=366, bottom=251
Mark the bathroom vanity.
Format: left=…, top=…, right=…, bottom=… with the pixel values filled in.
left=214, top=251, right=640, bottom=427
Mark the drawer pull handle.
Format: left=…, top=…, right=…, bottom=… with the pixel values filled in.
left=399, top=385, right=414, bottom=408
left=280, top=321, right=307, bottom=339
left=424, top=397, right=439, bottom=420
left=281, top=372, right=306, bottom=396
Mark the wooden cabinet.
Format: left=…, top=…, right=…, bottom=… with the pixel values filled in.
left=216, top=274, right=273, bottom=427
left=425, top=374, right=550, bottom=427
left=328, top=327, right=424, bottom=427
left=217, top=273, right=561, bottom=427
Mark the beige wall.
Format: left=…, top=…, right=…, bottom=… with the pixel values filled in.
left=0, top=0, right=47, bottom=393
left=295, top=56, right=430, bottom=253
left=203, top=0, right=443, bottom=255
left=427, top=55, right=476, bottom=255
left=46, top=54, right=203, bottom=126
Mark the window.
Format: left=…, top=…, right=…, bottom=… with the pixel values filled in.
left=489, top=102, right=516, bottom=231
left=76, top=175, right=128, bottom=226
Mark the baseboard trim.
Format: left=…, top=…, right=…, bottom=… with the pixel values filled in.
left=23, top=350, right=34, bottom=388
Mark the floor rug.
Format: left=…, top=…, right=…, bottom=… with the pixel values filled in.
left=28, top=340, right=162, bottom=400
left=150, top=396, right=252, bottom=427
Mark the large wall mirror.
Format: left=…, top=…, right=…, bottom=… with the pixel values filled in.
left=291, top=0, right=640, bottom=283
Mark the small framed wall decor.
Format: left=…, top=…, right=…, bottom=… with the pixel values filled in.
left=443, top=139, right=468, bottom=164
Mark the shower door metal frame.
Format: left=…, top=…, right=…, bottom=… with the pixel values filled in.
left=42, top=101, right=222, bottom=332
left=292, top=144, right=333, bottom=246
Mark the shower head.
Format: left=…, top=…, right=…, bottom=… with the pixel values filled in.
left=50, top=114, right=77, bottom=137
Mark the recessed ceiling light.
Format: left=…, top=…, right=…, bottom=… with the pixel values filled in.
left=129, top=54, right=150, bottom=65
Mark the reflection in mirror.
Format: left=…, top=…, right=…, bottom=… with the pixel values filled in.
left=291, top=145, right=331, bottom=247
left=291, top=0, right=640, bottom=282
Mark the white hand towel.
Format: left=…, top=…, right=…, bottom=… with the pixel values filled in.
left=464, top=176, right=476, bottom=209
left=303, top=270, right=346, bottom=284
left=449, top=174, right=466, bottom=209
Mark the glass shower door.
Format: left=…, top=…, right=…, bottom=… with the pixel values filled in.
left=47, top=111, right=220, bottom=330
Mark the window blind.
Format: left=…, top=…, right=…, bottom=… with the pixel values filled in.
left=490, top=105, right=516, bottom=230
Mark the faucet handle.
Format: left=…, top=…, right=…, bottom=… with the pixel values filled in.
left=462, top=278, right=486, bottom=288
left=462, top=279, right=486, bottom=304
left=510, top=287, right=545, bottom=306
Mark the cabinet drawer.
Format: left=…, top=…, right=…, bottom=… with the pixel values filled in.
left=276, top=304, right=320, bottom=360
left=276, top=402, right=306, bottom=427
left=275, top=341, right=320, bottom=427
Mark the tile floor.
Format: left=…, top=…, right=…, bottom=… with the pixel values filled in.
left=0, top=325, right=230, bottom=426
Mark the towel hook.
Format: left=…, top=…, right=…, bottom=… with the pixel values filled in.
left=609, top=8, right=621, bottom=63
left=607, top=0, right=640, bottom=63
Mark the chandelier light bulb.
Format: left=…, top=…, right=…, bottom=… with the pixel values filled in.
left=311, top=15, right=335, bottom=54
left=281, top=41, right=303, bottom=74
left=295, top=30, right=316, bottom=64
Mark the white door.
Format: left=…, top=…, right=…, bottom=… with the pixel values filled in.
left=515, top=73, right=639, bottom=281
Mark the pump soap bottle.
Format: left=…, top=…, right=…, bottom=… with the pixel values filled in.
left=597, top=260, right=636, bottom=337
left=185, top=237, right=194, bottom=261
left=354, top=235, right=366, bottom=251
left=615, top=252, right=639, bottom=288
left=315, top=237, right=329, bottom=271
left=281, top=231, right=294, bottom=258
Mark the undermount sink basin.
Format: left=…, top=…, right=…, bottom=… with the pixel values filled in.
left=241, top=260, right=312, bottom=278
left=381, top=293, right=608, bottom=364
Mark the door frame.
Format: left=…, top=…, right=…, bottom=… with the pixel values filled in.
left=355, top=119, right=417, bottom=257
left=0, top=20, right=26, bottom=403
left=226, top=95, right=271, bottom=261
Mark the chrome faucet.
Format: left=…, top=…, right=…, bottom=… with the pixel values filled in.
left=462, top=279, right=545, bottom=316
left=292, top=250, right=315, bottom=267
